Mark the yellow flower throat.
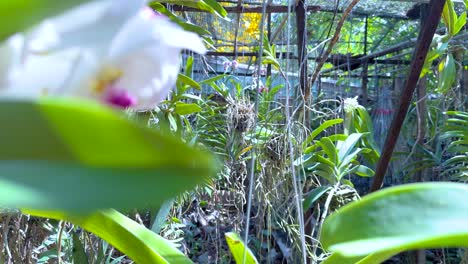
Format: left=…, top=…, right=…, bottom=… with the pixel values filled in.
left=90, top=66, right=123, bottom=94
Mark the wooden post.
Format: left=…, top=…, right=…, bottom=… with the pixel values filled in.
left=414, top=3, right=429, bottom=183
left=267, top=12, right=272, bottom=78
left=462, top=68, right=467, bottom=105
left=361, top=16, right=369, bottom=105
left=295, top=0, right=310, bottom=126
left=370, top=0, right=447, bottom=192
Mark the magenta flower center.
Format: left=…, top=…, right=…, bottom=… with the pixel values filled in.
left=104, top=87, right=137, bottom=108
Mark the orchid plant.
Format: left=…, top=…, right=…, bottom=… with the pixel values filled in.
left=1, top=0, right=206, bottom=110
left=0, top=0, right=218, bottom=263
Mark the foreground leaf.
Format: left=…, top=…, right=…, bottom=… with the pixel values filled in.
left=225, top=232, right=259, bottom=264
left=321, top=182, right=468, bottom=262
left=24, top=209, right=193, bottom=264
left=0, top=98, right=216, bottom=212
left=0, top=0, right=91, bottom=40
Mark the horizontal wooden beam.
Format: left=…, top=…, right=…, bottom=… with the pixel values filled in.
left=320, top=74, right=395, bottom=79
left=206, top=51, right=410, bottom=65
left=170, top=4, right=320, bottom=13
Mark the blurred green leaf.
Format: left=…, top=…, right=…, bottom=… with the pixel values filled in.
left=153, top=0, right=227, bottom=17
left=150, top=3, right=212, bottom=37
left=177, top=73, right=202, bottom=91
left=24, top=209, right=193, bottom=264
left=0, top=98, right=216, bottom=212
left=174, top=103, right=202, bottom=115
left=225, top=232, right=259, bottom=264
left=321, top=183, right=468, bottom=263
left=0, top=0, right=91, bottom=40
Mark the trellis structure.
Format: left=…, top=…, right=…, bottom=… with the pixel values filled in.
left=167, top=0, right=467, bottom=108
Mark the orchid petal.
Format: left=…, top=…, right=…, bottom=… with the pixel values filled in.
left=3, top=49, right=100, bottom=99
left=0, top=34, right=24, bottom=87
left=108, top=11, right=206, bottom=61
left=2, top=50, right=78, bottom=98
left=29, top=0, right=145, bottom=55
left=111, top=46, right=180, bottom=110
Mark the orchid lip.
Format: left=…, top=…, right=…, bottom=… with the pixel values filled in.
left=104, top=86, right=137, bottom=108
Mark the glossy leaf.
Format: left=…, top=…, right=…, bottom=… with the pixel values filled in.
left=174, top=103, right=203, bottom=115
left=303, top=185, right=331, bottom=210
left=150, top=3, right=212, bottom=37
left=303, top=119, right=343, bottom=148
left=321, top=183, right=468, bottom=262
left=351, top=165, right=375, bottom=177
left=225, top=232, right=259, bottom=264
left=318, top=137, right=338, bottom=165
left=24, top=209, right=193, bottom=264
left=177, top=73, right=202, bottom=91
left=337, top=133, right=363, bottom=162
left=438, top=54, right=456, bottom=92
left=154, top=0, right=226, bottom=17
left=0, top=98, right=216, bottom=212
left=323, top=250, right=397, bottom=264
left=442, top=0, right=457, bottom=35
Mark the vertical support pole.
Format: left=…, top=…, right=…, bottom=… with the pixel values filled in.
left=463, top=68, right=468, bottom=104
left=414, top=3, right=429, bottom=183
left=233, top=0, right=243, bottom=60
left=413, top=5, right=429, bottom=263
left=267, top=12, right=272, bottom=78
left=361, top=16, right=369, bottom=105
left=370, top=0, right=446, bottom=192
left=295, top=0, right=310, bottom=126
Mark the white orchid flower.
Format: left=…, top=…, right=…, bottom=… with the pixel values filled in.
left=343, top=96, right=360, bottom=113
left=2, top=0, right=207, bottom=110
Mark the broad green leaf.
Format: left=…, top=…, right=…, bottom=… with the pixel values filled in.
left=313, top=154, right=336, bottom=168
left=348, top=165, right=375, bottom=177
left=303, top=119, right=343, bottom=148
left=177, top=73, right=202, bottom=91
left=154, top=0, right=226, bottom=17
left=185, top=56, right=194, bottom=77
left=323, top=250, right=397, bottom=264
left=199, top=74, right=227, bottom=85
left=150, top=3, right=212, bottom=37
left=203, top=0, right=228, bottom=17
left=338, top=148, right=362, bottom=171
left=318, top=137, right=338, bottom=165
left=454, top=12, right=467, bottom=35
left=303, top=185, right=331, bottom=210
left=304, top=144, right=319, bottom=154
left=442, top=0, right=457, bottom=35
left=174, top=103, right=203, bottom=115
left=225, top=232, right=259, bottom=264
left=337, top=133, right=363, bottom=162
left=0, top=98, right=216, bottom=212
left=0, top=0, right=91, bottom=40
left=321, top=183, right=468, bottom=263
left=151, top=199, right=175, bottom=234
left=438, top=54, right=456, bottom=92
left=313, top=169, right=335, bottom=183
left=24, top=209, right=193, bottom=264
